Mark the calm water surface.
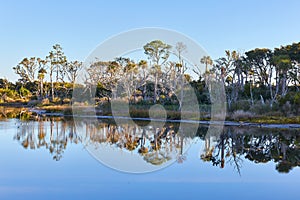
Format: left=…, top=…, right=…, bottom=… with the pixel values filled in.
left=0, top=118, right=300, bottom=200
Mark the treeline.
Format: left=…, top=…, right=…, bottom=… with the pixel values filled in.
left=1, top=41, right=300, bottom=117
left=210, top=42, right=300, bottom=116
left=0, top=44, right=83, bottom=104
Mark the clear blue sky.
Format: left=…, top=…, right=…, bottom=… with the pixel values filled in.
left=1, top=0, right=300, bottom=82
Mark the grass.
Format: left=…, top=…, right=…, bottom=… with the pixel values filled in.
left=231, top=110, right=255, bottom=121
left=248, top=116, right=300, bottom=124
left=1, top=101, right=300, bottom=124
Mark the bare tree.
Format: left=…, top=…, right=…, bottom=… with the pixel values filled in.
left=86, top=60, right=122, bottom=101
left=13, top=57, right=39, bottom=83
left=64, top=61, right=83, bottom=87
left=175, top=42, right=188, bottom=109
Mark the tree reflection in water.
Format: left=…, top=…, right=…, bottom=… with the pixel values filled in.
left=200, top=127, right=300, bottom=174
left=14, top=117, right=79, bottom=161
left=14, top=117, right=300, bottom=173
left=80, top=119, right=189, bottom=166
left=14, top=117, right=189, bottom=165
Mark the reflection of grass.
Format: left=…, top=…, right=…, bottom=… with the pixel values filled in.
left=0, top=106, right=22, bottom=119
left=40, top=105, right=73, bottom=115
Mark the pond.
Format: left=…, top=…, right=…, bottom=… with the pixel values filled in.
left=0, top=116, right=300, bottom=200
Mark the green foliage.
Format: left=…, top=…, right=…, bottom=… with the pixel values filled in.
left=230, top=100, right=251, bottom=111
left=249, top=102, right=273, bottom=115
left=143, top=40, right=172, bottom=65
left=278, top=93, right=292, bottom=106
left=0, top=88, right=18, bottom=99
left=4, top=40, right=300, bottom=121
left=19, top=87, right=31, bottom=97
left=52, top=97, right=61, bottom=104
left=96, top=83, right=112, bottom=100
left=190, top=80, right=210, bottom=104
left=293, top=92, right=300, bottom=105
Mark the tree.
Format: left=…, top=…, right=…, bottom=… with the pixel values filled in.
left=119, top=58, right=139, bottom=102
left=143, top=40, right=171, bottom=103
left=282, top=43, right=300, bottom=91
left=200, top=56, right=213, bottom=74
left=175, top=42, right=188, bottom=109
left=13, top=57, right=39, bottom=83
left=272, top=54, right=292, bottom=96
left=137, top=60, right=149, bottom=100
left=64, top=61, right=83, bottom=87
left=245, top=48, right=272, bottom=87
left=47, top=44, right=67, bottom=100
left=0, top=78, right=10, bottom=90
left=215, top=51, right=239, bottom=83
left=215, top=50, right=240, bottom=109
left=86, top=60, right=121, bottom=101
left=36, top=58, right=47, bottom=99
left=245, top=48, right=276, bottom=107
left=38, top=67, right=47, bottom=99
left=143, top=40, right=171, bottom=66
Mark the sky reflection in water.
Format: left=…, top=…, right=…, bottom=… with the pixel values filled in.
left=0, top=118, right=300, bottom=200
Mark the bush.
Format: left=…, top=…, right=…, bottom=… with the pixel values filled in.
left=230, top=100, right=251, bottom=112
left=41, top=98, right=50, bottom=105
left=30, top=95, right=38, bottom=100
left=250, top=102, right=272, bottom=115
left=231, top=110, right=254, bottom=121
left=0, top=88, right=18, bottom=99
left=281, top=101, right=292, bottom=116
left=52, top=97, right=61, bottom=104
left=293, top=92, right=300, bottom=105
left=19, top=87, right=31, bottom=97
left=63, top=98, right=71, bottom=104
left=27, top=100, right=40, bottom=107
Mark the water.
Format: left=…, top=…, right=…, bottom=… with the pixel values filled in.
left=0, top=117, right=300, bottom=200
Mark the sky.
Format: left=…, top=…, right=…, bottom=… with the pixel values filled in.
left=1, top=0, right=300, bottom=82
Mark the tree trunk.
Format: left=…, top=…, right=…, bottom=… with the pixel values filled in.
left=269, top=68, right=274, bottom=108
left=51, top=80, right=54, bottom=100
left=275, top=71, right=279, bottom=97
left=154, top=73, right=158, bottom=104
left=40, top=78, right=44, bottom=100
left=282, top=73, right=287, bottom=96
left=250, top=80, right=254, bottom=106
left=50, top=66, right=54, bottom=100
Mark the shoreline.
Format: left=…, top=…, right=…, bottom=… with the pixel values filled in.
left=1, top=104, right=300, bottom=129
left=72, top=115, right=300, bottom=129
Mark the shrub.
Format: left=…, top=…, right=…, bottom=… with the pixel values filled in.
left=63, top=98, right=71, bottom=104
left=19, top=87, right=31, bottom=97
left=27, top=100, right=40, bottom=107
left=230, top=100, right=251, bottom=112
left=250, top=102, right=272, bottom=115
left=29, top=94, right=38, bottom=100
left=281, top=101, right=292, bottom=116
left=41, top=98, right=50, bottom=105
left=52, top=97, right=61, bottom=104
left=231, top=110, right=254, bottom=121
left=293, top=92, right=300, bottom=105
left=0, top=88, right=18, bottom=99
